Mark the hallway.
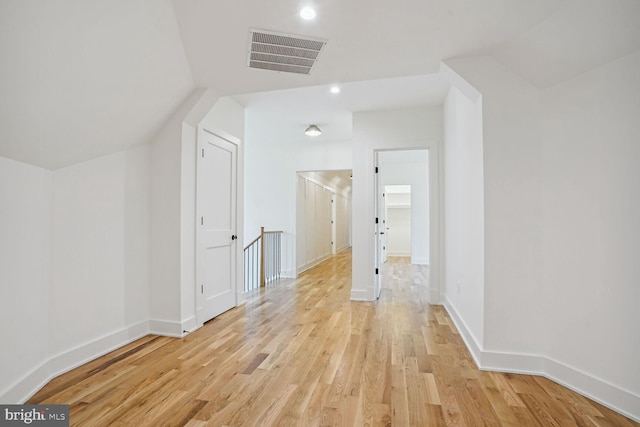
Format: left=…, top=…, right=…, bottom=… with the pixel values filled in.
left=30, top=249, right=636, bottom=426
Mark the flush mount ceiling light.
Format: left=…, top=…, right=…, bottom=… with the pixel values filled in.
left=300, top=6, right=316, bottom=20
left=330, top=86, right=341, bottom=94
left=304, top=124, right=322, bottom=136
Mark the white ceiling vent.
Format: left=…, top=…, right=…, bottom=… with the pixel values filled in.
left=247, top=29, right=327, bottom=75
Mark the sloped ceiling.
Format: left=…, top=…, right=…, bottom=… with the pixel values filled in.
left=0, top=0, right=194, bottom=169
left=1, top=0, right=639, bottom=170
left=491, top=0, right=640, bottom=88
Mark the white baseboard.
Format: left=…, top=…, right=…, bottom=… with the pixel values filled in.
left=297, top=255, right=331, bottom=276
left=180, top=316, right=198, bottom=335
left=336, top=244, right=350, bottom=253
left=0, top=361, right=50, bottom=404
left=0, top=321, right=150, bottom=404
left=236, top=290, right=247, bottom=306
left=442, top=297, right=482, bottom=367
left=442, top=298, right=640, bottom=423
left=387, top=252, right=411, bottom=257
left=350, top=288, right=373, bottom=301
left=48, top=320, right=149, bottom=376
left=149, top=319, right=184, bottom=338
left=280, top=269, right=295, bottom=278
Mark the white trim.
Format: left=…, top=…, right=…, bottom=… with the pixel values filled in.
left=387, top=251, right=411, bottom=257
left=195, top=129, right=241, bottom=327
left=0, top=361, right=50, bottom=404
left=350, top=288, right=372, bottom=301
left=411, top=257, right=428, bottom=265
left=336, top=244, right=351, bottom=253
left=280, top=269, right=295, bottom=278
left=149, top=319, right=184, bottom=338
left=181, top=316, right=198, bottom=335
left=236, top=290, right=247, bottom=306
left=442, top=300, right=640, bottom=423
left=296, top=254, right=331, bottom=275
left=0, top=321, right=149, bottom=404
left=442, top=296, right=482, bottom=368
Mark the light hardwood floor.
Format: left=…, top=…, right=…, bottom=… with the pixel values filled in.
left=30, top=249, right=637, bottom=426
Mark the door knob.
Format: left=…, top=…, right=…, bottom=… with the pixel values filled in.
left=231, top=235, right=237, bottom=240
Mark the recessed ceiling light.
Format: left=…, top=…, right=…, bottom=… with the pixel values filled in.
left=330, top=86, right=341, bottom=94
left=300, top=6, right=316, bottom=20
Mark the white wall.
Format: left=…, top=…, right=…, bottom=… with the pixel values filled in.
left=244, top=109, right=352, bottom=277
left=148, top=88, right=229, bottom=335
left=1, top=90, right=243, bottom=402
left=50, top=146, right=150, bottom=355
left=296, top=174, right=338, bottom=273
left=149, top=91, right=202, bottom=334
left=442, top=85, right=485, bottom=352
left=444, top=53, right=640, bottom=420
left=351, top=107, right=443, bottom=301
left=444, top=56, right=544, bottom=356
left=0, top=157, right=51, bottom=402
left=539, top=50, right=640, bottom=414
left=334, top=192, right=351, bottom=252
left=1, top=145, right=150, bottom=403
left=379, top=152, right=430, bottom=264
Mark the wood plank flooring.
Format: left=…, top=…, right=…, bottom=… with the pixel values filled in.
left=29, top=249, right=637, bottom=426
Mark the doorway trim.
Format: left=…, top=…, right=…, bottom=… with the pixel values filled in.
left=195, top=128, right=242, bottom=327
left=370, top=145, right=442, bottom=303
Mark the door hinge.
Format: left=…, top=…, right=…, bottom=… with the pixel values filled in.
left=201, top=148, right=205, bottom=158
left=375, top=166, right=379, bottom=173
left=375, top=217, right=379, bottom=224
left=375, top=268, right=379, bottom=275
left=201, top=284, right=204, bottom=293
left=201, top=216, right=204, bottom=225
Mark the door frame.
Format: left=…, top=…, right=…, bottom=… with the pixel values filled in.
left=195, top=128, right=242, bottom=327
left=372, top=147, right=440, bottom=303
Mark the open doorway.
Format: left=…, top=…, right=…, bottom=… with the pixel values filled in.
left=296, top=170, right=352, bottom=275
left=374, top=149, right=429, bottom=298
left=385, top=185, right=412, bottom=263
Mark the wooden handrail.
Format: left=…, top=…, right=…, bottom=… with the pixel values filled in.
left=244, top=235, right=261, bottom=251
left=244, top=230, right=283, bottom=251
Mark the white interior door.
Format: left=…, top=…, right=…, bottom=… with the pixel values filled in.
left=196, top=131, right=237, bottom=325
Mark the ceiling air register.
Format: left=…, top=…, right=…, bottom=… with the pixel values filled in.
left=248, top=29, right=327, bottom=75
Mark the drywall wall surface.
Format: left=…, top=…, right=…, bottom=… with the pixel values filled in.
left=443, top=86, right=485, bottom=350
left=540, top=49, right=640, bottom=400
left=0, top=157, right=52, bottom=400
left=352, top=107, right=442, bottom=300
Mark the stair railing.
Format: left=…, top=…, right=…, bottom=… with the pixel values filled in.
left=243, top=227, right=283, bottom=292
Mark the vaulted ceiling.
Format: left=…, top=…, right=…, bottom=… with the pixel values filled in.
left=1, top=0, right=639, bottom=169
